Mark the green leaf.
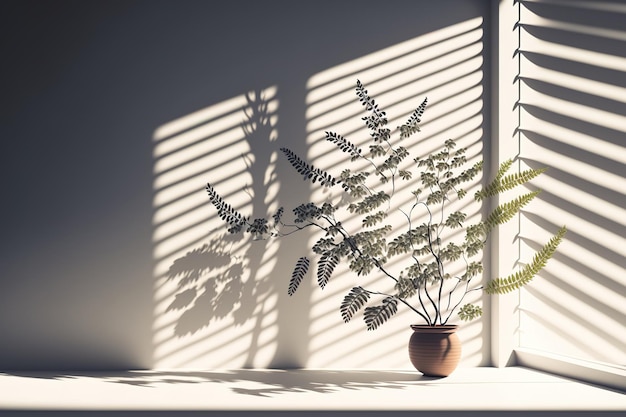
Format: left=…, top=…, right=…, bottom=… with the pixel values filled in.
left=451, top=154, right=467, bottom=168
left=465, top=223, right=486, bottom=243
left=484, top=190, right=541, bottom=232
left=458, top=304, right=483, bottom=321
left=476, top=165, right=546, bottom=201
left=420, top=172, right=437, bottom=187
left=464, top=240, right=485, bottom=257
left=426, top=190, right=444, bottom=205
left=485, top=226, right=567, bottom=294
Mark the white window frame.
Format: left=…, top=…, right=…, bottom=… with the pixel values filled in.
left=491, top=0, right=626, bottom=393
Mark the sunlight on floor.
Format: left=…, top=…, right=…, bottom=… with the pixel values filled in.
left=1, top=368, right=624, bottom=411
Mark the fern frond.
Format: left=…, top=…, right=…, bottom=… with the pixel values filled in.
left=484, top=190, right=541, bottom=232
left=399, top=97, right=428, bottom=139
left=340, top=286, right=370, bottom=323
left=475, top=166, right=546, bottom=201
left=288, top=257, right=310, bottom=296
left=355, top=80, right=385, bottom=120
left=364, top=297, right=398, bottom=330
left=206, top=182, right=249, bottom=233
left=355, top=80, right=389, bottom=142
left=317, top=252, right=339, bottom=289
left=485, top=225, right=567, bottom=294
left=325, top=131, right=362, bottom=161
left=495, top=159, right=514, bottom=181
left=280, top=147, right=338, bottom=188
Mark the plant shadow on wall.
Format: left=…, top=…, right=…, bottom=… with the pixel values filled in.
left=153, top=17, right=490, bottom=369
left=163, top=90, right=281, bottom=363
left=166, top=233, right=251, bottom=336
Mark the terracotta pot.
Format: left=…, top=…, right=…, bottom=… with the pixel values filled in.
left=408, top=324, right=461, bottom=377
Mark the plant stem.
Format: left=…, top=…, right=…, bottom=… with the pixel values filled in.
left=417, top=284, right=432, bottom=326
left=424, top=206, right=442, bottom=324
left=443, top=278, right=482, bottom=324
left=397, top=296, right=431, bottom=324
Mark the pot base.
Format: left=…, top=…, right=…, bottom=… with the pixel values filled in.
left=408, top=325, right=461, bottom=377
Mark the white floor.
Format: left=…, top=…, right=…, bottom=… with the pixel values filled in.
left=1, top=367, right=624, bottom=414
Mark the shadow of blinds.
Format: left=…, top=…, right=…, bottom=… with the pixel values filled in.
left=517, top=0, right=626, bottom=367
left=151, top=87, right=283, bottom=368
left=303, top=17, right=489, bottom=368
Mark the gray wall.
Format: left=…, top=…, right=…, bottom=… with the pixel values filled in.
left=0, top=0, right=491, bottom=370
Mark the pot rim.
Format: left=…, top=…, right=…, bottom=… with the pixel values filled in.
left=410, top=324, right=458, bottom=333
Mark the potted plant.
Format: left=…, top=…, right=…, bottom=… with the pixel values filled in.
left=205, top=80, right=567, bottom=376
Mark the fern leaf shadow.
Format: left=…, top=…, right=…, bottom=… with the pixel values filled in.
left=167, top=234, right=254, bottom=336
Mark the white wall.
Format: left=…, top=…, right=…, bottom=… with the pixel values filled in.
left=0, top=0, right=492, bottom=370
left=516, top=0, right=626, bottom=367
